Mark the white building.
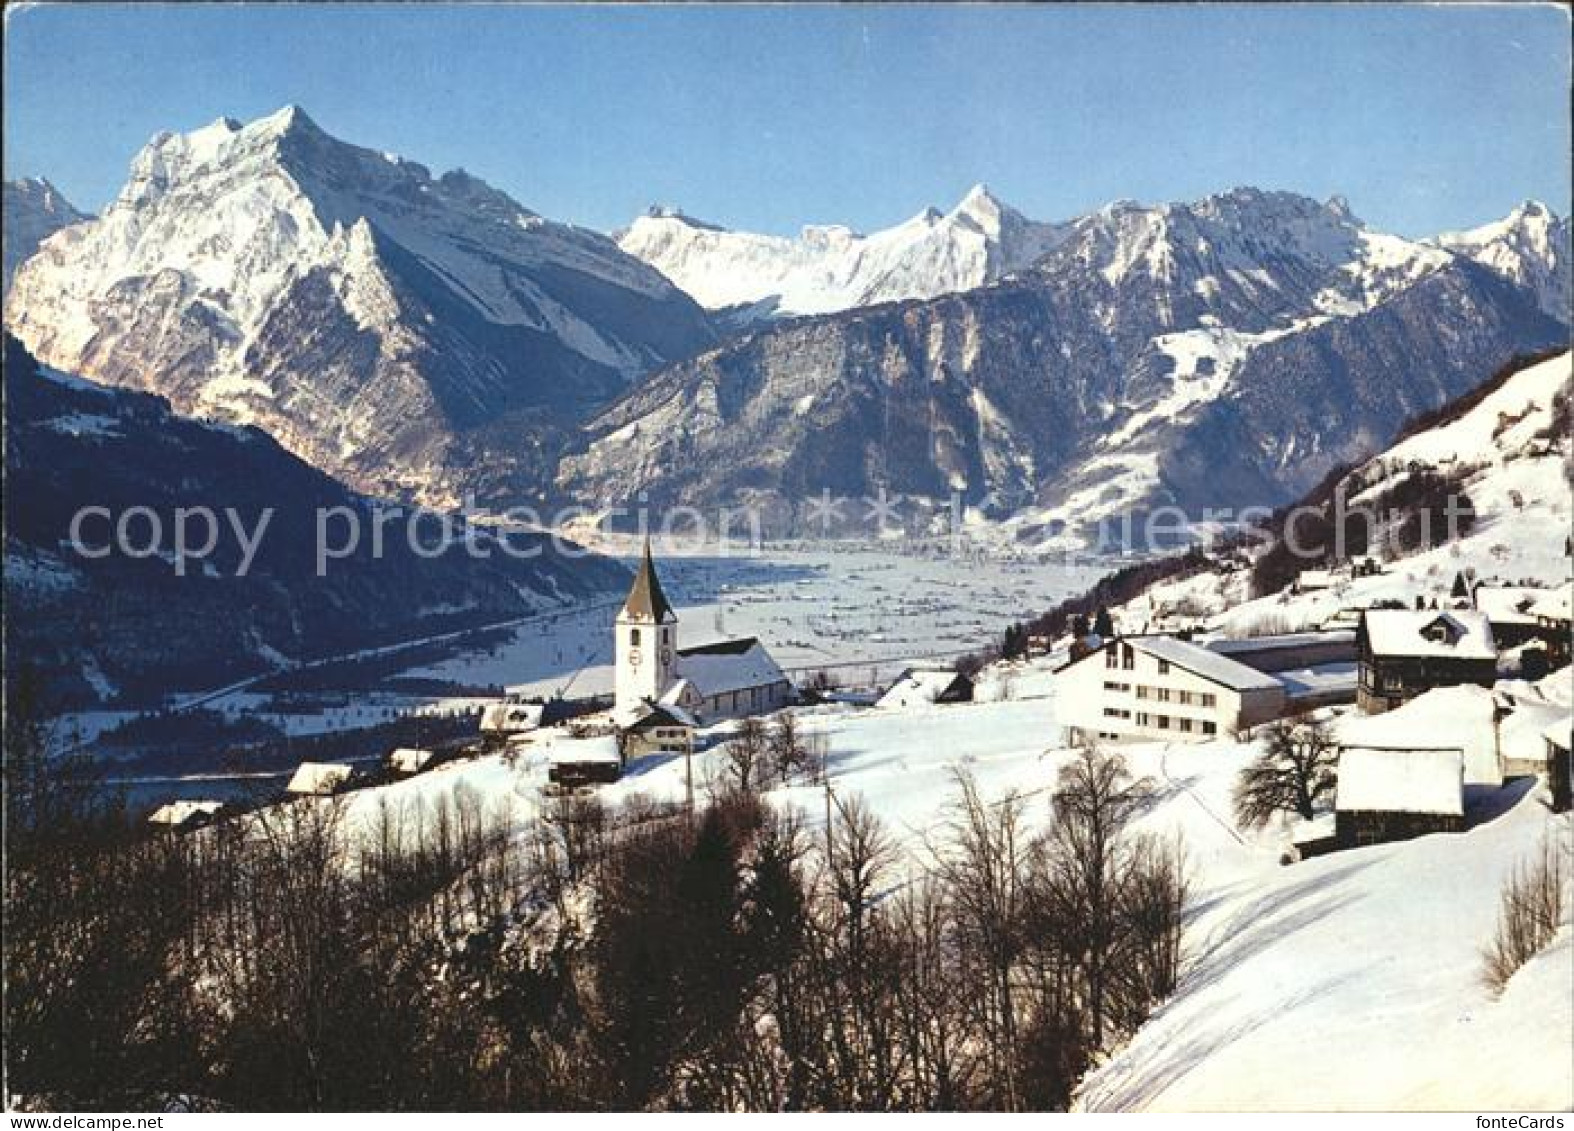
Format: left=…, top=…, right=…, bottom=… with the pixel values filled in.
left=613, top=542, right=792, bottom=724
left=285, top=761, right=354, bottom=796
left=1057, top=635, right=1287, bottom=746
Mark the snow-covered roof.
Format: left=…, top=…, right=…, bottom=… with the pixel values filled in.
left=1337, top=684, right=1502, bottom=786
left=1208, top=630, right=1356, bottom=657
left=1529, top=583, right=1572, bottom=623
left=546, top=734, right=622, bottom=766
left=876, top=668, right=971, bottom=710
left=1361, top=609, right=1496, bottom=660
left=148, top=799, right=226, bottom=826
left=388, top=747, right=436, bottom=774
left=1126, top=636, right=1285, bottom=693
left=479, top=702, right=544, bottom=733
left=286, top=761, right=354, bottom=795
left=1472, top=586, right=1548, bottom=626
left=1336, top=747, right=1464, bottom=816
left=677, top=636, right=787, bottom=698
left=1276, top=661, right=1359, bottom=700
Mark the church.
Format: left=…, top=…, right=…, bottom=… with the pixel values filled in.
left=614, top=542, right=794, bottom=725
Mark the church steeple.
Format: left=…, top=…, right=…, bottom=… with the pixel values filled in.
left=621, top=538, right=676, bottom=623
left=615, top=539, right=679, bottom=716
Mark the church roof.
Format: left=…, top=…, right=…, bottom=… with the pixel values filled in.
left=621, top=540, right=676, bottom=623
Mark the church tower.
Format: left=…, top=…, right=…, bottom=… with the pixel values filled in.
left=615, top=540, right=679, bottom=716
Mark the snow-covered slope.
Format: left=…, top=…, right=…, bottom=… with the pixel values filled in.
left=298, top=672, right=1570, bottom=1109
left=565, top=190, right=1568, bottom=533
left=2, top=177, right=90, bottom=294
left=1434, top=201, right=1571, bottom=322
left=4, top=107, right=716, bottom=506
left=617, top=184, right=1069, bottom=318
left=1087, top=351, right=1572, bottom=639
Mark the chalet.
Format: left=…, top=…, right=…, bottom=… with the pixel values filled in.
left=147, top=799, right=228, bottom=833
left=1355, top=609, right=1497, bottom=714
left=876, top=668, right=975, bottom=710
left=615, top=541, right=792, bottom=723
left=479, top=701, right=544, bottom=735
left=1529, top=584, right=1572, bottom=665
left=1335, top=747, right=1465, bottom=847
left=386, top=747, right=438, bottom=776
left=286, top=761, right=355, bottom=797
left=616, top=699, right=696, bottom=760
left=1546, top=715, right=1572, bottom=809
left=1338, top=684, right=1503, bottom=787
left=1057, top=635, right=1286, bottom=746
left=1472, top=585, right=1552, bottom=650
left=546, top=733, right=624, bottom=787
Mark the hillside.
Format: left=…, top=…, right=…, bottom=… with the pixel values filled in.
left=3, top=338, right=627, bottom=709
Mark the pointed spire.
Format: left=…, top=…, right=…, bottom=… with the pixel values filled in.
left=620, top=538, right=676, bottom=623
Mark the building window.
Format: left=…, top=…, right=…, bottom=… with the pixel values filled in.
left=1136, top=686, right=1150, bottom=700
left=1158, top=659, right=1171, bottom=675
left=1136, top=712, right=1151, bottom=727
left=1122, top=643, right=1135, bottom=670
left=1156, top=714, right=1171, bottom=729
left=1178, top=718, right=1193, bottom=733
left=1158, top=688, right=1172, bottom=703
left=1106, top=648, right=1118, bottom=669
left=630, top=628, right=641, bottom=646
left=1202, top=721, right=1217, bottom=735
left=1200, top=692, right=1217, bottom=707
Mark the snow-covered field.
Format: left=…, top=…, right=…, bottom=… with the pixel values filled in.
left=398, top=542, right=1106, bottom=700
left=311, top=674, right=1571, bottom=1112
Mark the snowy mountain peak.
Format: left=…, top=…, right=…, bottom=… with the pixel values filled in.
left=2, top=177, right=91, bottom=294
left=4, top=107, right=715, bottom=506
left=618, top=185, right=1066, bottom=317
left=1433, top=200, right=1569, bottom=319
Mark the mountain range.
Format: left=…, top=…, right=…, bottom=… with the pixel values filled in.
left=5, top=107, right=1569, bottom=538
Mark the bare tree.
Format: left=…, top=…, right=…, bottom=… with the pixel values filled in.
left=1232, top=714, right=1338, bottom=828
left=1483, top=835, right=1568, bottom=993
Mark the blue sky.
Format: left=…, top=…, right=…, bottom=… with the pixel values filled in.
left=4, top=3, right=1569, bottom=237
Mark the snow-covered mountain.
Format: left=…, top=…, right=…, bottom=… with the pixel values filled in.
left=2, top=177, right=90, bottom=294
left=563, top=189, right=1569, bottom=535
left=5, top=107, right=716, bottom=506
left=616, top=183, right=1069, bottom=319
left=1433, top=200, right=1571, bottom=322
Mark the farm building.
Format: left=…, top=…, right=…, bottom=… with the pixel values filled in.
left=876, top=668, right=975, bottom=710
left=386, top=747, right=438, bottom=776
left=1472, top=585, right=1551, bottom=651
left=1338, top=684, right=1504, bottom=788
left=1057, top=635, right=1286, bottom=746
left=286, top=761, right=355, bottom=797
left=1335, top=747, right=1465, bottom=847
left=546, top=733, right=625, bottom=788
left=1529, top=584, right=1571, bottom=665
left=1356, top=609, right=1497, bottom=714
left=147, top=799, right=227, bottom=833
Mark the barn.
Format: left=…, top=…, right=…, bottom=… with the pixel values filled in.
left=1335, top=746, right=1465, bottom=847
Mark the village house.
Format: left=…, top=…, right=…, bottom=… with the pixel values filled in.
left=1338, top=683, right=1504, bottom=788
left=1335, top=746, right=1465, bottom=847
left=1355, top=609, right=1497, bottom=714
left=386, top=747, right=438, bottom=776
left=479, top=701, right=545, bottom=735
left=285, top=761, right=356, bottom=797
left=546, top=733, right=625, bottom=788
left=876, top=667, right=975, bottom=710
left=615, top=699, right=697, bottom=760
left=1472, top=584, right=1555, bottom=651
left=1529, top=583, right=1572, bottom=665
left=147, top=799, right=228, bottom=833
left=614, top=542, right=792, bottom=725
left=1057, top=635, right=1287, bottom=746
